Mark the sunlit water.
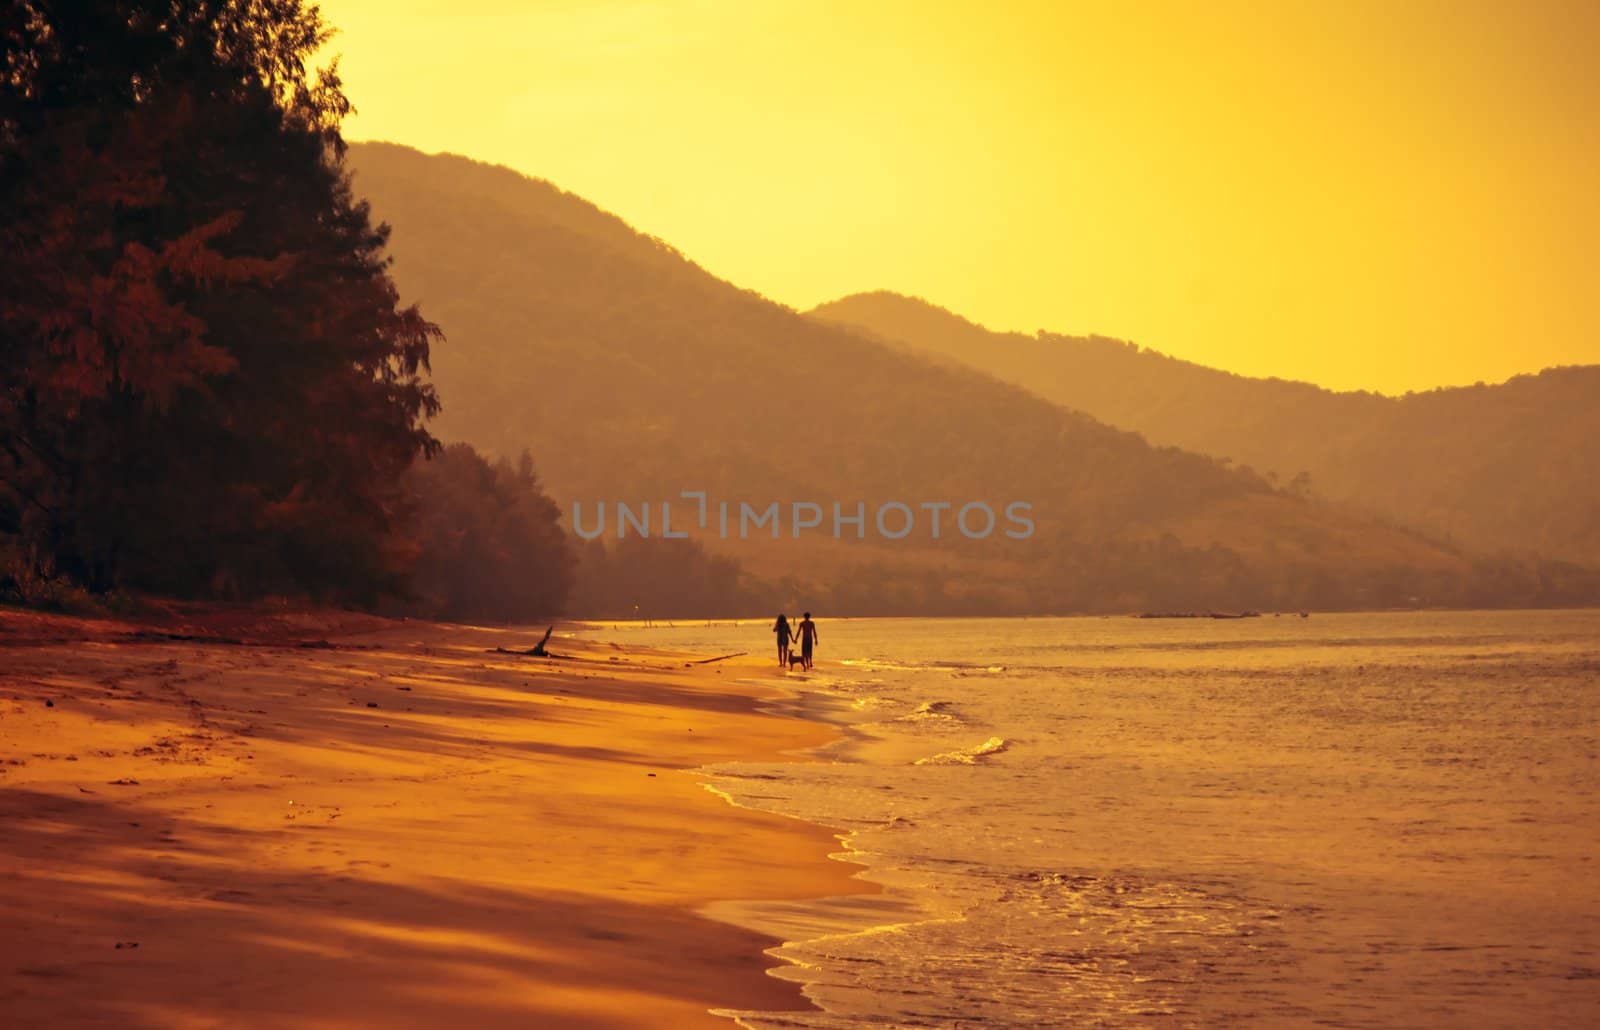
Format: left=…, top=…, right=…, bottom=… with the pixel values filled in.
left=597, top=611, right=1600, bottom=1027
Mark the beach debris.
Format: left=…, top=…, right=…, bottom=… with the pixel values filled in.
left=44, top=699, right=54, bottom=707
left=130, top=629, right=243, bottom=645
left=108, top=778, right=140, bottom=786
left=690, top=652, right=746, bottom=664
left=366, top=701, right=378, bottom=708
left=1136, top=611, right=1261, bottom=619
left=491, top=647, right=572, bottom=659
left=114, top=941, right=140, bottom=950
left=491, top=624, right=573, bottom=659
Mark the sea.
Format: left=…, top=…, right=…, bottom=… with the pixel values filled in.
left=601, top=610, right=1600, bottom=1028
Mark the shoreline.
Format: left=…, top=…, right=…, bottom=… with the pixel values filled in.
left=630, top=611, right=1600, bottom=1026
left=693, top=667, right=947, bottom=1028
left=0, top=608, right=873, bottom=1027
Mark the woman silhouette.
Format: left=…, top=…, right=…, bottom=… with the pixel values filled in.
left=772, top=613, right=794, bottom=667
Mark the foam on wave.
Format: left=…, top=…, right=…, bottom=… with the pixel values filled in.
left=913, top=736, right=1009, bottom=766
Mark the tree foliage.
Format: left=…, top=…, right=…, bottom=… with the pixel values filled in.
left=401, top=444, right=574, bottom=622
left=568, top=535, right=762, bottom=620
left=1, top=2, right=440, bottom=600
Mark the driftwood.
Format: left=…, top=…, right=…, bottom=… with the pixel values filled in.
left=690, top=652, right=746, bottom=664
left=490, top=624, right=570, bottom=659
left=1137, top=611, right=1262, bottom=620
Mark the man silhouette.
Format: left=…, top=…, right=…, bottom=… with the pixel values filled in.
left=796, top=611, right=819, bottom=670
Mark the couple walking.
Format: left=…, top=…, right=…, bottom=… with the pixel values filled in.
left=773, top=612, right=817, bottom=669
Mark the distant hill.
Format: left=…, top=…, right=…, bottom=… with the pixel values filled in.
left=345, top=142, right=1592, bottom=614
left=812, top=292, right=1600, bottom=567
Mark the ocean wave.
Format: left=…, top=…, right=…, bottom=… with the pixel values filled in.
left=901, top=699, right=960, bottom=723
left=913, top=736, right=1009, bottom=765
left=837, top=660, right=930, bottom=674
left=842, top=660, right=1022, bottom=683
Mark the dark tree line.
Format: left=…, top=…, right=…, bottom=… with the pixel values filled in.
left=568, top=534, right=764, bottom=620
left=0, top=2, right=571, bottom=619
left=400, top=445, right=574, bottom=622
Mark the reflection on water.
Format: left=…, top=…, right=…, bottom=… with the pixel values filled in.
left=606, top=611, right=1600, bottom=1027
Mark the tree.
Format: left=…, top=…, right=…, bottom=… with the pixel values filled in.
left=403, top=444, right=575, bottom=621
left=0, top=1, right=439, bottom=600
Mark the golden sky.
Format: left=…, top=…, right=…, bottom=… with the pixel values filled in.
left=322, top=0, right=1599, bottom=394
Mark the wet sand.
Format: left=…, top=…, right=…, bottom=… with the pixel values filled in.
left=0, top=610, right=865, bottom=1027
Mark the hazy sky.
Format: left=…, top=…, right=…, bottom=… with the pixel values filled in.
left=322, top=0, right=1599, bottom=393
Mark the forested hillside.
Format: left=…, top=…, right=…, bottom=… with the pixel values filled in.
left=814, top=292, right=1600, bottom=566
left=347, top=143, right=1594, bottom=614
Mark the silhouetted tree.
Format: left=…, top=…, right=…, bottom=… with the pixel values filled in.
left=402, top=444, right=574, bottom=621
left=0, top=2, right=439, bottom=600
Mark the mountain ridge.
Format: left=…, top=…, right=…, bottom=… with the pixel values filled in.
left=818, top=290, right=1583, bottom=399
left=344, top=142, right=1594, bottom=614
left=811, top=291, right=1600, bottom=565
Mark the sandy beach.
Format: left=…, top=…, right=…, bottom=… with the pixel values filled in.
left=0, top=609, right=864, bottom=1027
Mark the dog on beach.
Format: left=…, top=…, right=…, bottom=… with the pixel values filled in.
left=787, top=651, right=808, bottom=671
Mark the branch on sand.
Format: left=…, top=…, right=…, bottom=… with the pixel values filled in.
left=690, top=652, right=746, bottom=664
left=490, top=624, right=571, bottom=659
